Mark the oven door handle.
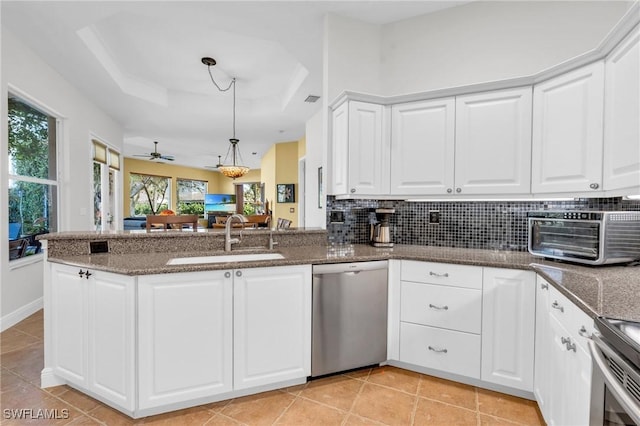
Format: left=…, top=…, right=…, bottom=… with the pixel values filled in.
left=589, top=337, right=640, bottom=425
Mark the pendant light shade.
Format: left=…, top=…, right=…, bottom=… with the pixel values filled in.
left=202, top=57, right=249, bottom=179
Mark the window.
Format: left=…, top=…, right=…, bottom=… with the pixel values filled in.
left=237, top=182, right=264, bottom=215
left=129, top=173, right=171, bottom=216
left=8, top=95, right=58, bottom=260
left=177, top=178, right=207, bottom=217
left=93, top=140, right=120, bottom=230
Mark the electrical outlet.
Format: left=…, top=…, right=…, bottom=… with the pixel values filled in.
left=429, top=210, right=440, bottom=224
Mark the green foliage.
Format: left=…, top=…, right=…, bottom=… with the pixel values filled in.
left=129, top=173, right=170, bottom=215
left=177, top=202, right=204, bottom=216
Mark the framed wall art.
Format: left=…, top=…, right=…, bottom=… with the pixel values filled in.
left=276, top=183, right=295, bottom=203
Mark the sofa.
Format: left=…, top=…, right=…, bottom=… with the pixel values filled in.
left=123, top=217, right=146, bottom=230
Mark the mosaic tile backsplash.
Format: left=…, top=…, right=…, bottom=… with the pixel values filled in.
left=326, top=197, right=640, bottom=251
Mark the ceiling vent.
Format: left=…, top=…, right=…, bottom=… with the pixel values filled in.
left=304, top=95, right=321, bottom=103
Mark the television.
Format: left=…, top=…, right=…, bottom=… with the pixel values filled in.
left=204, top=193, right=236, bottom=213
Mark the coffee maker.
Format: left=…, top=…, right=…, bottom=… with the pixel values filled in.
left=370, top=208, right=394, bottom=247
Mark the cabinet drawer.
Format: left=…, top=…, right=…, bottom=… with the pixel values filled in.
left=548, top=285, right=594, bottom=352
left=399, top=322, right=481, bottom=379
left=401, top=261, right=482, bottom=289
left=401, top=281, right=481, bottom=334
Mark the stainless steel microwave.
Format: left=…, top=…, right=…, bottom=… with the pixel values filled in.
left=528, top=211, right=640, bottom=265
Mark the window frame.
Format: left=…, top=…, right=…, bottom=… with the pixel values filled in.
left=176, top=178, right=207, bottom=218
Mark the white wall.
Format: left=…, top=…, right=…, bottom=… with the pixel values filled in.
left=303, top=110, right=325, bottom=228
left=1, top=28, right=123, bottom=329
left=380, top=1, right=633, bottom=95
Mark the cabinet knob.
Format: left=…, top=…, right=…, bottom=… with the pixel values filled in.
left=224, top=272, right=231, bottom=278
left=428, top=345, right=448, bottom=354
left=589, top=183, right=599, bottom=190
left=447, top=188, right=453, bottom=194
left=578, top=325, right=591, bottom=338
left=551, top=301, right=564, bottom=313
left=350, top=188, right=356, bottom=193
left=456, top=188, right=461, bottom=193
left=235, top=270, right=242, bottom=277
left=428, top=303, right=449, bottom=311
left=85, top=271, right=92, bottom=279
left=78, top=269, right=85, bottom=278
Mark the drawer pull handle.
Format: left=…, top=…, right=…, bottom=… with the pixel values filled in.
left=551, top=301, right=564, bottom=313
left=429, top=271, right=449, bottom=278
left=540, top=282, right=548, bottom=290
left=428, top=303, right=449, bottom=311
left=578, top=325, right=591, bottom=338
left=562, top=337, right=577, bottom=352
left=428, top=346, right=448, bottom=354
left=561, top=336, right=570, bottom=345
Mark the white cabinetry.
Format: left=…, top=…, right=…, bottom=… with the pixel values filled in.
left=390, top=98, right=455, bottom=195
left=481, top=268, right=535, bottom=392
left=50, top=263, right=135, bottom=411
left=398, top=261, right=483, bottom=379
left=137, top=270, right=233, bottom=410
left=603, top=25, right=640, bottom=192
left=532, top=62, right=605, bottom=193
left=330, top=100, right=388, bottom=196
left=233, top=265, right=311, bottom=390
left=455, top=87, right=532, bottom=195
left=534, top=276, right=594, bottom=426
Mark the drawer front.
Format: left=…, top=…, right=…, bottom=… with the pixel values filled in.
left=548, top=285, right=594, bottom=352
left=401, top=260, right=482, bottom=289
left=399, top=322, right=481, bottom=379
left=401, top=281, right=482, bottom=334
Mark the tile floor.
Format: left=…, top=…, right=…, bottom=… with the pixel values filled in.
left=1, top=310, right=546, bottom=425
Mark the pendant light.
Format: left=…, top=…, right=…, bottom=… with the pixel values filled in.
left=202, top=57, right=249, bottom=179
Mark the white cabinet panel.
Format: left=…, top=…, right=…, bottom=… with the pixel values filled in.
left=348, top=101, right=388, bottom=195
left=532, top=62, right=605, bottom=193
left=604, top=25, right=640, bottom=192
left=138, top=271, right=233, bottom=410
left=330, top=102, right=349, bottom=195
left=390, top=99, right=455, bottom=195
left=455, top=87, right=532, bottom=195
left=533, top=276, right=552, bottom=421
left=400, top=281, right=481, bottom=334
left=234, top=265, right=311, bottom=390
left=481, top=268, right=535, bottom=392
left=401, top=260, right=483, bottom=290
left=88, top=271, right=136, bottom=411
left=400, top=322, right=481, bottom=379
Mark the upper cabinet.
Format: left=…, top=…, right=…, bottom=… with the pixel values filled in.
left=390, top=98, right=455, bottom=195
left=603, top=25, right=640, bottom=192
left=532, top=62, right=605, bottom=194
left=455, top=88, right=532, bottom=195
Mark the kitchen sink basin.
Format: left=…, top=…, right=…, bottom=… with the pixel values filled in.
left=167, top=252, right=284, bottom=265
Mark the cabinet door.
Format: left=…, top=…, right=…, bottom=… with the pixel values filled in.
left=348, top=101, right=388, bottom=195
left=138, top=271, right=233, bottom=409
left=481, top=268, right=535, bottom=391
left=532, top=62, right=605, bottom=193
left=603, top=25, right=640, bottom=192
left=330, top=102, right=349, bottom=195
left=88, top=271, right=136, bottom=411
left=234, top=265, right=311, bottom=390
left=533, top=276, right=552, bottom=423
left=390, top=99, right=455, bottom=195
left=50, top=264, right=88, bottom=386
left=455, top=87, right=532, bottom=195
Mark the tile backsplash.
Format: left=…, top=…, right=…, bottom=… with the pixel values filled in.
left=326, top=197, right=640, bottom=251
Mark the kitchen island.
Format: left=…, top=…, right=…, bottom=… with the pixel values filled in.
left=39, top=229, right=640, bottom=419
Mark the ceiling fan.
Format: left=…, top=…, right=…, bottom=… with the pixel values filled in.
left=205, top=155, right=224, bottom=170
left=133, top=141, right=174, bottom=161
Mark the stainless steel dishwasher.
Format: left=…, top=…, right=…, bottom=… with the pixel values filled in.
left=311, top=261, right=388, bottom=377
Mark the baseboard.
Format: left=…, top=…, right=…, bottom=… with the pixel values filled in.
left=40, top=368, right=67, bottom=388
left=0, top=297, right=43, bottom=332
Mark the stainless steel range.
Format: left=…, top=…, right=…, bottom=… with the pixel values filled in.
left=590, top=316, right=640, bottom=425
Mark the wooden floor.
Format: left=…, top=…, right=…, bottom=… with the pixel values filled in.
left=1, top=310, right=545, bottom=425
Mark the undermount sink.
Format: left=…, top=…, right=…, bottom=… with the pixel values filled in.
left=167, top=252, right=284, bottom=265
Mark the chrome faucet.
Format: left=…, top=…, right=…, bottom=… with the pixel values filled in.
left=224, top=214, right=245, bottom=252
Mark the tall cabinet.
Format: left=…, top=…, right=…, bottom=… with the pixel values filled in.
left=603, top=25, right=640, bottom=192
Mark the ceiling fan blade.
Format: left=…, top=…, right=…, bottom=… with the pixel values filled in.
left=161, top=156, right=175, bottom=161
left=133, top=154, right=152, bottom=157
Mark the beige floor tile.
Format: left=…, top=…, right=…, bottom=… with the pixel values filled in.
left=299, top=375, right=363, bottom=411
left=275, top=398, right=346, bottom=425
left=1, top=389, right=83, bottom=425
left=204, top=398, right=232, bottom=413
left=1, top=340, right=44, bottom=384
left=351, top=383, right=415, bottom=426
left=87, top=404, right=144, bottom=425
left=477, top=389, right=544, bottom=426
left=204, top=413, right=245, bottom=425
left=343, top=414, right=387, bottom=425
left=55, top=387, right=103, bottom=413
left=414, top=398, right=478, bottom=426
left=65, top=415, right=104, bottom=425
left=418, top=374, right=477, bottom=410
left=479, top=414, right=524, bottom=425
left=141, top=405, right=217, bottom=425
left=0, top=328, right=40, bottom=355
left=1, top=368, right=25, bottom=393
left=221, top=390, right=295, bottom=426
left=45, top=385, right=72, bottom=397
left=13, top=316, right=45, bottom=340
left=342, top=367, right=372, bottom=381
left=366, top=366, right=421, bottom=395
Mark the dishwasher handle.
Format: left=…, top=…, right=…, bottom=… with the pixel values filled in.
left=312, top=260, right=388, bottom=275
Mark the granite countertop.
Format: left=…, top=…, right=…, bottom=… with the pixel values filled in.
left=46, top=243, right=640, bottom=323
